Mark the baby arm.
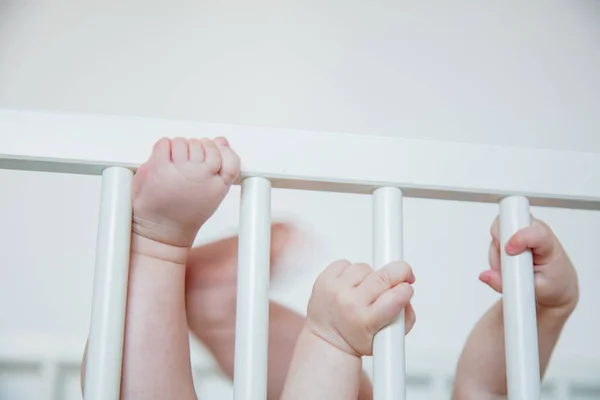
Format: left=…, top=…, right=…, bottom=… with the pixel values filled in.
left=452, top=216, right=579, bottom=399
left=82, top=137, right=241, bottom=399
left=281, top=260, right=416, bottom=400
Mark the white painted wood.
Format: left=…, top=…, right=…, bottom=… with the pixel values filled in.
left=1, top=109, right=600, bottom=210
left=234, top=177, right=271, bottom=400
left=500, top=196, right=541, bottom=400
left=83, top=167, right=133, bottom=400
left=372, top=187, right=405, bottom=400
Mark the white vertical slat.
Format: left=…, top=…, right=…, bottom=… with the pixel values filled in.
left=84, top=167, right=133, bottom=400
left=233, top=177, right=272, bottom=400
left=499, top=196, right=541, bottom=399
left=372, top=187, right=405, bottom=400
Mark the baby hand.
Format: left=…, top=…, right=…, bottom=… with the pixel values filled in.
left=132, top=137, right=240, bottom=249
left=481, top=216, right=579, bottom=314
left=305, top=260, right=416, bottom=357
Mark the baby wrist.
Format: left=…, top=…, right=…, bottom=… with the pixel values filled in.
left=301, top=323, right=361, bottom=358
left=131, top=233, right=190, bottom=265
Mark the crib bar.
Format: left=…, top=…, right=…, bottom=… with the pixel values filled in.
left=499, top=196, right=541, bottom=399
left=234, top=177, right=272, bottom=400
left=83, top=167, right=133, bottom=400
left=372, top=187, right=406, bottom=400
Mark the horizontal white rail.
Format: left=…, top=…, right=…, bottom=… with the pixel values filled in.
left=1, top=109, right=600, bottom=210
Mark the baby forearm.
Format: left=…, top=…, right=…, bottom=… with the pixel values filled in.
left=535, top=304, right=573, bottom=377
left=281, top=328, right=362, bottom=400
left=453, top=299, right=572, bottom=399
left=120, top=235, right=197, bottom=399
left=452, top=300, right=506, bottom=399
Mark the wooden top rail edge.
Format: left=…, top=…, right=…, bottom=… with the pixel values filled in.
left=1, top=109, right=600, bottom=210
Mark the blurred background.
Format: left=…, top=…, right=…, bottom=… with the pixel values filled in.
left=1, top=1, right=599, bottom=399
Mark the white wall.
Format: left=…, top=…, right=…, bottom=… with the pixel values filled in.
left=1, top=2, right=600, bottom=399
left=1, top=1, right=600, bottom=150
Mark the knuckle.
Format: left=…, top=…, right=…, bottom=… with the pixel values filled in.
left=390, top=294, right=406, bottom=310
left=322, top=259, right=349, bottom=277
left=203, top=139, right=217, bottom=148
left=365, top=312, right=383, bottom=334
left=313, top=272, right=332, bottom=291
left=400, top=262, right=413, bottom=278
left=356, top=309, right=370, bottom=326
left=354, top=262, right=373, bottom=274
left=539, top=225, right=553, bottom=241
left=333, top=290, right=344, bottom=305
left=312, top=277, right=326, bottom=294
left=375, top=270, right=392, bottom=287
left=405, top=284, right=415, bottom=299
left=334, top=259, right=352, bottom=269
left=393, top=284, right=413, bottom=305
left=313, top=274, right=325, bottom=287
left=335, top=291, right=357, bottom=312
left=525, top=224, right=553, bottom=248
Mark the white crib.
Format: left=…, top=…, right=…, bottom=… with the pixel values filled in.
left=1, top=109, right=600, bottom=400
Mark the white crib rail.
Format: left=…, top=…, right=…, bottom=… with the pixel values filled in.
left=1, top=109, right=600, bottom=209
left=2, top=109, right=600, bottom=400
left=83, top=167, right=133, bottom=400
left=500, top=197, right=541, bottom=399
left=234, top=177, right=272, bottom=400
left=372, top=187, right=406, bottom=400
